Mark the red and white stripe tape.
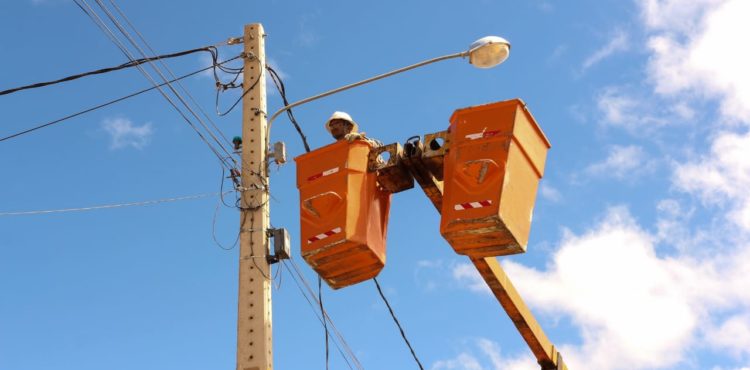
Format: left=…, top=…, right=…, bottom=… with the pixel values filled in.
left=454, top=200, right=493, bottom=211
left=465, top=130, right=500, bottom=140
left=307, top=227, right=342, bottom=244
left=307, top=167, right=340, bottom=181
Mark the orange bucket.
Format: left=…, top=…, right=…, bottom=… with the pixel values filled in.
left=295, top=140, right=391, bottom=289
left=440, top=99, right=550, bottom=257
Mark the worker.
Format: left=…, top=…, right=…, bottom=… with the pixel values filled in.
left=325, top=111, right=383, bottom=147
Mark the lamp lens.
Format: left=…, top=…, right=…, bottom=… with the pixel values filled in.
left=470, top=43, right=509, bottom=68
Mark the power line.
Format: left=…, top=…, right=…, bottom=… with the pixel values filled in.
left=319, top=276, right=330, bottom=370
left=0, top=191, right=230, bottom=217
left=0, top=55, right=242, bottom=143
left=373, top=278, right=425, bottom=370
left=0, top=46, right=217, bottom=97
left=74, top=0, right=235, bottom=171
left=281, top=260, right=356, bottom=370
left=215, top=68, right=261, bottom=116
left=105, top=0, right=238, bottom=153
left=267, top=65, right=311, bottom=152
left=89, top=0, right=238, bottom=168
left=283, top=259, right=365, bottom=370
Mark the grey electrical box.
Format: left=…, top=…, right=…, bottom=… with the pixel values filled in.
left=269, top=227, right=290, bottom=263
left=272, top=141, right=287, bottom=165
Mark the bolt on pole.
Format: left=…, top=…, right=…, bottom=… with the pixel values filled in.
left=237, top=23, right=273, bottom=370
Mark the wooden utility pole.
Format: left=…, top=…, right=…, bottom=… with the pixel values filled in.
left=237, top=23, right=272, bottom=370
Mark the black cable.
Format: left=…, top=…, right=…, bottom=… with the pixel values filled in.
left=319, top=276, right=330, bottom=370
left=282, top=261, right=357, bottom=370
left=0, top=55, right=241, bottom=143
left=215, top=69, right=262, bottom=116
left=0, top=46, right=216, bottom=97
left=75, top=0, right=234, bottom=171
left=212, top=202, right=239, bottom=251
left=105, top=0, right=239, bottom=160
left=266, top=65, right=312, bottom=152
left=373, top=278, right=425, bottom=370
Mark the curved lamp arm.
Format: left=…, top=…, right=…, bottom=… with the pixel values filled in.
left=264, top=50, right=468, bottom=151
left=263, top=35, right=510, bottom=154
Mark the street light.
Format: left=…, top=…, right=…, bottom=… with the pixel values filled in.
left=264, top=35, right=511, bottom=150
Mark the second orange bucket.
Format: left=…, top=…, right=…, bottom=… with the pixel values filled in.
left=440, top=99, right=550, bottom=257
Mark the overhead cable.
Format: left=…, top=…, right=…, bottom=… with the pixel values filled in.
left=0, top=46, right=217, bottom=97
left=373, top=278, right=425, bottom=370
left=0, top=55, right=242, bottom=143
left=0, top=191, right=230, bottom=217
left=85, top=0, right=237, bottom=168
left=281, top=260, right=356, bottom=370
left=319, top=276, right=330, bottom=370
left=266, top=65, right=311, bottom=152
left=105, top=0, right=237, bottom=151
left=284, top=259, right=365, bottom=370
left=74, top=0, right=235, bottom=171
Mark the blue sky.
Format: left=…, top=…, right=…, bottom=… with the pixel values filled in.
left=2, top=1, right=750, bottom=370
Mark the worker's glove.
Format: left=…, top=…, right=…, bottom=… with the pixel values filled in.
left=344, top=132, right=364, bottom=142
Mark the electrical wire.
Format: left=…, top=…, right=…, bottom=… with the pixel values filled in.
left=283, top=259, right=364, bottom=370
left=281, top=260, right=356, bottom=370
left=0, top=46, right=215, bottom=97
left=88, top=0, right=238, bottom=168
left=215, top=70, right=262, bottom=116
left=105, top=0, right=237, bottom=153
left=0, top=55, right=242, bottom=143
left=373, top=278, right=425, bottom=370
left=266, top=65, right=311, bottom=152
left=211, top=202, right=239, bottom=251
left=319, top=276, right=330, bottom=370
left=74, top=0, right=235, bottom=172
left=0, top=191, right=230, bottom=217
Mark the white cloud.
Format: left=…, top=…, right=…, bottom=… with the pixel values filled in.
left=586, top=145, right=656, bottom=180
left=539, top=183, right=562, bottom=203
left=297, top=13, right=320, bottom=48
left=431, top=338, right=537, bottom=370
left=451, top=205, right=750, bottom=370
left=452, top=263, right=489, bottom=295
left=101, top=117, right=153, bottom=150
left=582, top=30, right=629, bottom=72
left=639, top=0, right=720, bottom=32
left=595, top=86, right=672, bottom=132
left=673, top=130, right=750, bottom=230
left=642, top=0, right=750, bottom=123
left=502, top=208, right=697, bottom=369
left=705, top=314, right=750, bottom=357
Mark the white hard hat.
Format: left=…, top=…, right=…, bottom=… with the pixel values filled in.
left=325, top=111, right=359, bottom=133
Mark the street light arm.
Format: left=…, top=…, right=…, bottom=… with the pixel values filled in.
left=266, top=50, right=468, bottom=149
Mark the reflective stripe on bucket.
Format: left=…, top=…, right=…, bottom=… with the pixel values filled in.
left=454, top=200, right=493, bottom=211
left=307, top=167, right=340, bottom=181
left=465, top=130, right=500, bottom=140
left=307, top=227, right=342, bottom=244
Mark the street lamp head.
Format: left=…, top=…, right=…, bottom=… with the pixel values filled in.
left=468, top=36, right=511, bottom=69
